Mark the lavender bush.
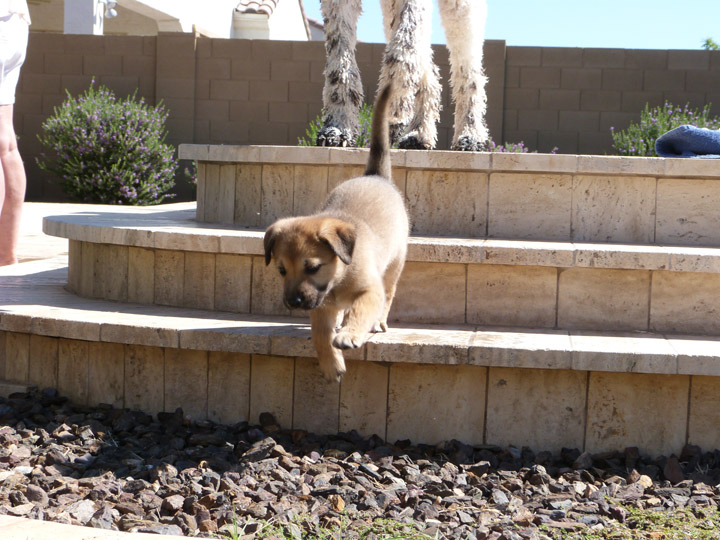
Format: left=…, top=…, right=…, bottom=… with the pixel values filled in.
left=611, top=102, right=720, bottom=157
left=37, top=82, right=177, bottom=205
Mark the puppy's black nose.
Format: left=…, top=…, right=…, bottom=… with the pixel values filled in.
left=286, top=296, right=303, bottom=309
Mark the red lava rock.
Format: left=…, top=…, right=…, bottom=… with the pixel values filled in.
left=2, top=388, right=720, bottom=539
left=198, top=519, right=218, bottom=533
left=160, top=494, right=184, bottom=514
left=24, top=484, right=49, bottom=507
left=610, top=505, right=627, bottom=523
left=626, top=468, right=641, bottom=484
left=663, top=456, right=685, bottom=485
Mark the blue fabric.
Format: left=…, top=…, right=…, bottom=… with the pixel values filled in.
left=655, top=124, right=720, bottom=158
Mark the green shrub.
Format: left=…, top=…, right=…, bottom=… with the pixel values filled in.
left=702, top=38, right=719, bottom=50
left=611, top=102, right=720, bottom=157
left=297, top=114, right=324, bottom=147
left=37, top=82, right=178, bottom=205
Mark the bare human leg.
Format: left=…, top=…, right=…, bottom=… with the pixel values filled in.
left=0, top=104, right=26, bottom=266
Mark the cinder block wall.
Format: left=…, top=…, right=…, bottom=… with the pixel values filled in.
left=18, top=33, right=158, bottom=201
left=14, top=33, right=720, bottom=202
left=504, top=47, right=720, bottom=154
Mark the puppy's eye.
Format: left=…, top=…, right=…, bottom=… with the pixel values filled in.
left=278, top=267, right=286, bottom=276
left=305, top=264, right=321, bottom=275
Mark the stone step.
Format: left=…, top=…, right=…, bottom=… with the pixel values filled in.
left=0, top=381, right=32, bottom=398
left=44, top=203, right=720, bottom=335
left=0, top=515, right=185, bottom=540
left=180, top=144, right=720, bottom=247
left=1, top=259, right=720, bottom=456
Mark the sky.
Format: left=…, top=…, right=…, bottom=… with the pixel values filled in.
left=302, top=0, right=720, bottom=51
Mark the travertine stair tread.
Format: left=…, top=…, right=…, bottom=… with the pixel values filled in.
left=0, top=515, right=185, bottom=540
left=178, top=143, right=720, bottom=179
left=2, top=261, right=718, bottom=376
left=42, top=203, right=720, bottom=272
left=0, top=381, right=32, bottom=398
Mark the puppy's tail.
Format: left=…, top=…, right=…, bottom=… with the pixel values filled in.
left=364, top=84, right=392, bottom=181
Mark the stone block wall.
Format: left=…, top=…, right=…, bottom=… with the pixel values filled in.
left=14, top=32, right=720, bottom=201
left=3, top=327, right=720, bottom=455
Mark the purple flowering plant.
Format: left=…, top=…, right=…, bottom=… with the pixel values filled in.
left=36, top=81, right=178, bottom=205
left=611, top=102, right=720, bottom=157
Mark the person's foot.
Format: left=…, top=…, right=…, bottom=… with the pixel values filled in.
left=0, top=256, right=18, bottom=266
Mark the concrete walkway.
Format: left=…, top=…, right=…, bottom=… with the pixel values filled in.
left=2, top=202, right=187, bottom=539
left=16, top=202, right=89, bottom=264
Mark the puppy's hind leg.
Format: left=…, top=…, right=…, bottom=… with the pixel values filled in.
left=333, top=286, right=385, bottom=349
left=372, top=257, right=406, bottom=333
left=310, top=305, right=347, bottom=382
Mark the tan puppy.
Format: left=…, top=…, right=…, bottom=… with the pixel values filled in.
left=264, top=85, right=409, bottom=382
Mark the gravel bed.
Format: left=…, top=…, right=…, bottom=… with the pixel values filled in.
left=1, top=388, right=719, bottom=539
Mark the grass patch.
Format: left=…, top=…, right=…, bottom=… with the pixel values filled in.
left=548, top=505, right=720, bottom=540
left=215, top=505, right=720, bottom=540
left=217, top=514, right=437, bottom=540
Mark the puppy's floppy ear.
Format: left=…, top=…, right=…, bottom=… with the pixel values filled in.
left=264, top=223, right=280, bottom=266
left=319, top=218, right=355, bottom=265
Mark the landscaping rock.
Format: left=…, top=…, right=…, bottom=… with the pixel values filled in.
left=1, top=389, right=720, bottom=539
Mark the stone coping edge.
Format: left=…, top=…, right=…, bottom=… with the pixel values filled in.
left=178, top=144, right=720, bottom=179
left=0, top=515, right=186, bottom=540
left=43, top=209, right=720, bottom=273
left=0, top=381, right=31, bottom=398
left=1, top=278, right=719, bottom=378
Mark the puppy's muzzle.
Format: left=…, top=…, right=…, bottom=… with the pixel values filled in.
left=284, top=291, right=325, bottom=311
left=285, top=295, right=305, bottom=309
left=284, top=295, right=317, bottom=311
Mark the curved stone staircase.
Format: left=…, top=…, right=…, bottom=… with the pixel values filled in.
left=3, top=146, right=720, bottom=457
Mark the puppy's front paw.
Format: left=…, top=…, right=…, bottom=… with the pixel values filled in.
left=370, top=320, right=388, bottom=333
left=333, top=330, right=366, bottom=350
left=318, top=355, right=346, bottom=383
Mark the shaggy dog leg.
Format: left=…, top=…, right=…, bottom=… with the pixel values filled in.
left=439, top=0, right=489, bottom=151
left=317, top=0, right=364, bottom=147
left=378, top=0, right=441, bottom=149
left=399, top=59, right=442, bottom=150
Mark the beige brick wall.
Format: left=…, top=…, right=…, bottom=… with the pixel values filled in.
left=15, top=33, right=720, bottom=201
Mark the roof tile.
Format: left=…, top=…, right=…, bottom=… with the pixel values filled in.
left=235, top=0, right=279, bottom=16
